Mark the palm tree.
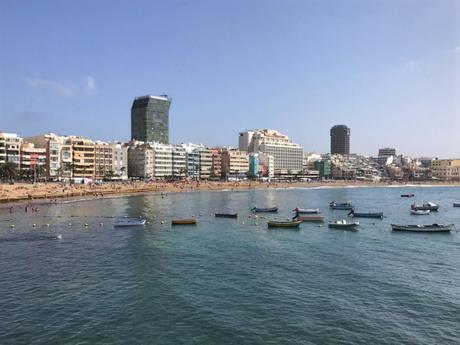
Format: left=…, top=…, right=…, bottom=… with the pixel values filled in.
left=64, top=162, right=74, bottom=178
left=0, top=162, right=18, bottom=182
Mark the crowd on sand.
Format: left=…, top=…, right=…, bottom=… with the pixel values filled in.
left=0, top=179, right=458, bottom=207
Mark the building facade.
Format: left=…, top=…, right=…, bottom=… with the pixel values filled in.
left=330, top=125, right=350, bottom=155
left=0, top=132, right=22, bottom=166
left=431, top=159, right=460, bottom=181
left=239, top=129, right=303, bottom=175
left=221, top=149, right=249, bottom=179
left=131, top=95, right=171, bottom=144
left=128, top=143, right=154, bottom=179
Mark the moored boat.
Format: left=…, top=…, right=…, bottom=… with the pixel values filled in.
left=411, top=202, right=439, bottom=211
left=171, top=219, right=197, bottom=225
left=267, top=220, right=302, bottom=228
left=347, top=210, right=383, bottom=219
left=114, top=218, right=146, bottom=227
left=329, top=201, right=353, bottom=210
left=294, top=215, right=324, bottom=222
left=453, top=203, right=460, bottom=208
left=251, top=206, right=278, bottom=213
left=328, top=219, right=359, bottom=229
left=391, top=223, right=454, bottom=233
left=293, top=208, right=320, bottom=214
left=215, top=213, right=238, bottom=218
left=401, top=193, right=415, bottom=198
left=410, top=209, right=430, bottom=215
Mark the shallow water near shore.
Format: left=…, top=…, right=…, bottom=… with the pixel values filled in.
left=1, top=186, right=459, bottom=345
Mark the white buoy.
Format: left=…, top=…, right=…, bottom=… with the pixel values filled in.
left=32, top=224, right=37, bottom=227
left=46, top=224, right=50, bottom=227
left=161, top=220, right=165, bottom=224
left=10, top=224, right=15, bottom=228
left=100, top=222, right=103, bottom=226
left=57, top=234, right=62, bottom=240
left=84, top=223, right=89, bottom=227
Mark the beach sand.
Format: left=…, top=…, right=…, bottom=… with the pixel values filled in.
left=0, top=180, right=458, bottom=207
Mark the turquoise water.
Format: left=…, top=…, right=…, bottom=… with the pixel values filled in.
left=1, top=186, right=459, bottom=345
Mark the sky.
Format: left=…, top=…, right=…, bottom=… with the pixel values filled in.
left=0, top=0, right=459, bottom=157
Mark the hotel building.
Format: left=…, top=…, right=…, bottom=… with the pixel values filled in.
left=131, top=95, right=171, bottom=144
left=239, top=129, right=303, bottom=175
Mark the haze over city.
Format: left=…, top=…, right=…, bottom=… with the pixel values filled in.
left=1, top=0, right=459, bottom=157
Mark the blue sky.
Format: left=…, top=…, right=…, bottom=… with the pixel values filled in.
left=1, top=0, right=458, bottom=157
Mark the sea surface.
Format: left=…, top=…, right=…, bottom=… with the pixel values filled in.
left=1, top=186, right=459, bottom=345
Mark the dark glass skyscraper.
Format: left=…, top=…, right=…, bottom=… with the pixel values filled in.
left=330, top=125, right=350, bottom=155
left=131, top=95, right=171, bottom=144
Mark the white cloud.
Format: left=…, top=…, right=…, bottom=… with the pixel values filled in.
left=84, top=75, right=97, bottom=95
left=23, top=77, right=76, bottom=98
left=23, top=75, right=98, bottom=98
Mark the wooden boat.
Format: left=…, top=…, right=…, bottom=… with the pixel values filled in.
left=328, top=220, right=359, bottom=229
left=114, top=218, right=146, bottom=227
left=401, top=193, right=415, bottom=198
left=293, top=208, right=320, bottom=214
left=267, top=220, right=302, bottom=228
left=171, top=219, right=197, bottom=225
left=294, top=215, right=324, bottom=222
left=391, top=223, right=454, bottom=233
left=411, top=202, right=439, bottom=211
left=215, top=213, right=238, bottom=218
left=329, top=201, right=353, bottom=210
left=453, top=203, right=460, bottom=208
left=348, top=210, right=383, bottom=219
left=251, top=206, right=278, bottom=213
left=410, top=209, right=430, bottom=215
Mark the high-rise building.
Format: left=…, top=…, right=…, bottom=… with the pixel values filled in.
left=330, top=125, right=350, bottom=155
left=377, top=147, right=396, bottom=166
left=239, top=129, right=303, bottom=175
left=131, top=95, right=171, bottom=144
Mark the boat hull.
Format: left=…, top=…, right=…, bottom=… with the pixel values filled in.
left=267, top=220, right=301, bottom=228
left=391, top=224, right=454, bottom=233
left=453, top=203, right=460, bottom=208
left=252, top=207, right=278, bottom=213
left=328, top=223, right=358, bottom=229
left=114, top=219, right=146, bottom=227
left=172, top=219, right=197, bottom=225
left=349, top=212, right=383, bottom=219
left=294, top=208, right=319, bottom=214
left=215, top=213, right=238, bottom=218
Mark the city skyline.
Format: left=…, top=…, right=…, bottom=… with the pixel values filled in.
left=1, top=0, right=459, bottom=157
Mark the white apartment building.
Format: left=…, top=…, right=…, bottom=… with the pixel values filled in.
left=0, top=132, right=22, bottom=166
left=150, top=142, right=173, bottom=179
left=239, top=129, right=303, bottom=175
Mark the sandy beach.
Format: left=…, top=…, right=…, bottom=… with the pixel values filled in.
left=0, top=180, right=459, bottom=207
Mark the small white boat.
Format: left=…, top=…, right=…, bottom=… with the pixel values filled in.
left=328, top=219, right=359, bottom=229
left=114, top=218, right=146, bottom=227
left=293, top=208, right=320, bottom=214
left=410, top=209, right=430, bottom=215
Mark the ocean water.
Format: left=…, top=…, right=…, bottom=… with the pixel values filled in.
left=1, top=186, right=459, bottom=345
